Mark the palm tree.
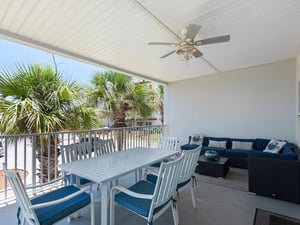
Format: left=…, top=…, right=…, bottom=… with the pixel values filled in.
left=88, top=71, right=157, bottom=149
left=157, top=84, right=164, bottom=125
left=0, top=62, right=99, bottom=182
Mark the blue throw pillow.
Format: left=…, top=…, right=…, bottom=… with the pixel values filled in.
left=255, top=138, right=271, bottom=150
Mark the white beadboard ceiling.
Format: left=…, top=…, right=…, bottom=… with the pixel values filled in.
left=0, top=0, right=300, bottom=83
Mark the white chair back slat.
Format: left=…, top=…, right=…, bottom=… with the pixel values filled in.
left=93, top=139, right=103, bottom=156
left=93, top=139, right=116, bottom=156
left=150, top=155, right=183, bottom=212
left=157, top=168, right=175, bottom=202
left=157, top=137, right=179, bottom=151
left=76, top=143, right=92, bottom=160
left=104, top=139, right=116, bottom=154
left=61, top=142, right=92, bottom=164
left=178, top=147, right=201, bottom=184
left=3, top=164, right=40, bottom=225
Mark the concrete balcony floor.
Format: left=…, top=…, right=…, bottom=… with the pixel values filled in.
left=1, top=172, right=300, bottom=225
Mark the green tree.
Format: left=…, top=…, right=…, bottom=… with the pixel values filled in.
left=0, top=62, right=99, bottom=182
left=157, top=84, right=164, bottom=125
left=88, top=71, right=157, bottom=149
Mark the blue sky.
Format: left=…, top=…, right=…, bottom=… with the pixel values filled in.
left=0, top=38, right=105, bottom=85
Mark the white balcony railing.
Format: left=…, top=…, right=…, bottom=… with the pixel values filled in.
left=0, top=125, right=164, bottom=205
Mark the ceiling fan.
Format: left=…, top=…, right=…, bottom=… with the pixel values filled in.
left=148, top=24, right=230, bottom=61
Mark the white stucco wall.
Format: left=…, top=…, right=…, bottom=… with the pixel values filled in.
left=297, top=51, right=300, bottom=81
left=166, top=59, right=296, bottom=144
left=296, top=51, right=300, bottom=146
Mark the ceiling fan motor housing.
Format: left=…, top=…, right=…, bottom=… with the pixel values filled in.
left=176, top=41, right=196, bottom=59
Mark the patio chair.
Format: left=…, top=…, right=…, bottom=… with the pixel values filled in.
left=176, top=146, right=201, bottom=208
left=149, top=136, right=179, bottom=170
left=61, top=142, right=94, bottom=186
left=93, top=138, right=116, bottom=156
left=157, top=136, right=179, bottom=150
left=2, top=163, right=95, bottom=225
left=146, top=146, right=201, bottom=209
left=110, top=154, right=184, bottom=225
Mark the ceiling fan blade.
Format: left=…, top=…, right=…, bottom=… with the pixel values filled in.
left=148, top=42, right=178, bottom=46
left=185, top=24, right=201, bottom=41
left=195, top=35, right=230, bottom=46
left=160, top=50, right=176, bottom=59
left=193, top=48, right=203, bottom=58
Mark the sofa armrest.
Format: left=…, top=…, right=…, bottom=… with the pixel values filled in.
left=248, top=155, right=300, bottom=203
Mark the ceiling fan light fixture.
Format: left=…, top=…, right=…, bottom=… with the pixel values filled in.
left=149, top=24, right=230, bottom=60
left=176, top=42, right=196, bottom=61
left=177, top=49, right=194, bottom=61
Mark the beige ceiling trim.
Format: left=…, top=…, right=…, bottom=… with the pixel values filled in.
left=0, top=28, right=168, bottom=84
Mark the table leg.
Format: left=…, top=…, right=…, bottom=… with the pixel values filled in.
left=101, top=182, right=109, bottom=225
left=137, top=168, right=143, bottom=181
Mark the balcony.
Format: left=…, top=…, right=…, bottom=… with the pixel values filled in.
left=0, top=125, right=163, bottom=204
left=1, top=125, right=300, bottom=225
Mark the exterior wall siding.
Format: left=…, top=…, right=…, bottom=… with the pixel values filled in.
left=167, top=59, right=296, bottom=144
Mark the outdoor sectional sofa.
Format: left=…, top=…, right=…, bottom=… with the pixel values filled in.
left=201, top=136, right=300, bottom=204
left=201, top=137, right=298, bottom=169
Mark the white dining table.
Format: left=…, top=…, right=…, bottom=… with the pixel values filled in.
left=58, top=147, right=178, bottom=225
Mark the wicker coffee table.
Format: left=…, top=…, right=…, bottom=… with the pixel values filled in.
left=197, top=155, right=230, bottom=178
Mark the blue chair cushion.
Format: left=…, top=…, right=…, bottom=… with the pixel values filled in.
left=115, top=180, right=171, bottom=218
left=150, top=162, right=161, bottom=168
left=64, top=174, right=92, bottom=185
left=180, top=144, right=199, bottom=150
left=146, top=174, right=190, bottom=191
left=146, top=174, right=157, bottom=184
left=31, top=185, right=90, bottom=225
left=177, top=179, right=191, bottom=190
left=150, top=158, right=170, bottom=168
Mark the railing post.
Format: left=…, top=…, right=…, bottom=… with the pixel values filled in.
left=31, top=135, right=37, bottom=189
left=147, top=126, right=151, bottom=147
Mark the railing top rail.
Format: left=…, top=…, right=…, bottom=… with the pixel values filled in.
left=0, top=125, right=166, bottom=139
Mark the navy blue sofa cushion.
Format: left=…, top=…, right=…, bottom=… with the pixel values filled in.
left=249, top=142, right=298, bottom=160
left=282, top=143, right=296, bottom=154
left=250, top=150, right=298, bottom=160
left=226, top=149, right=250, bottom=157
left=255, top=138, right=271, bottom=150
